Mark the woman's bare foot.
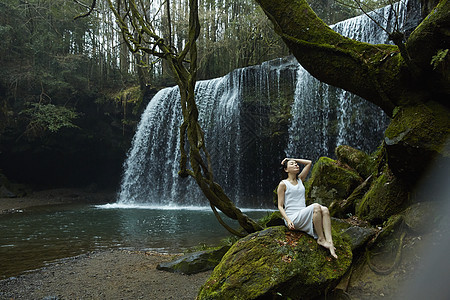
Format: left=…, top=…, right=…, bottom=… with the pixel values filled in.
left=317, top=238, right=338, bottom=259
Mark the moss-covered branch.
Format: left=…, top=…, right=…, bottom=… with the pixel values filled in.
left=255, top=0, right=449, bottom=114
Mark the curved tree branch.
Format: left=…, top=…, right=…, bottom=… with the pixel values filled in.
left=255, top=0, right=431, bottom=115
left=108, top=0, right=263, bottom=236
left=256, top=0, right=450, bottom=111
left=73, top=0, right=97, bottom=20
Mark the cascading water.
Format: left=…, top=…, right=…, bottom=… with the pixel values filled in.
left=118, top=58, right=298, bottom=207
left=286, top=0, right=407, bottom=160
left=118, top=1, right=409, bottom=208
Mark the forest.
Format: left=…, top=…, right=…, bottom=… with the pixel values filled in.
left=0, top=0, right=377, bottom=190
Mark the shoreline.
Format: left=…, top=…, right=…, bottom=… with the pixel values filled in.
left=0, top=249, right=211, bottom=299
left=0, top=191, right=212, bottom=299
left=0, top=188, right=116, bottom=214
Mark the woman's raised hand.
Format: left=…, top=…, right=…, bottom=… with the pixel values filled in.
left=281, top=158, right=290, bottom=165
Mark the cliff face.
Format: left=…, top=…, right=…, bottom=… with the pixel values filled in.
left=0, top=87, right=158, bottom=190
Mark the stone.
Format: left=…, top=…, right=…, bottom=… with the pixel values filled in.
left=341, top=226, right=377, bottom=251
left=331, top=218, right=376, bottom=251
left=197, top=226, right=352, bottom=300
left=156, top=245, right=230, bottom=275
left=356, top=166, right=409, bottom=224
left=335, top=145, right=374, bottom=179
left=403, top=202, right=441, bottom=234
left=305, top=157, right=363, bottom=208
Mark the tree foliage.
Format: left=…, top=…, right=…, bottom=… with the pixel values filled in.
left=0, top=0, right=138, bottom=140
left=19, top=103, right=79, bottom=137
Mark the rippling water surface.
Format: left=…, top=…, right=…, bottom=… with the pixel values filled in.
left=0, top=204, right=271, bottom=279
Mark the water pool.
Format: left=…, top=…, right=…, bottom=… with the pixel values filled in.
left=0, top=203, right=271, bottom=279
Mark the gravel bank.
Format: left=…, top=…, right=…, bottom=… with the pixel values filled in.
left=0, top=250, right=211, bottom=300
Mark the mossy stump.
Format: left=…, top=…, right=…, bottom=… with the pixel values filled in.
left=197, top=226, right=352, bottom=300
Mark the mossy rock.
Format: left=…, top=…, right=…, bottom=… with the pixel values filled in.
left=305, top=157, right=363, bottom=208
left=331, top=218, right=376, bottom=251
left=197, top=226, right=352, bottom=300
left=335, top=145, right=374, bottom=179
left=156, top=245, right=230, bottom=275
left=356, top=167, right=409, bottom=224
left=260, top=210, right=285, bottom=227
left=402, top=202, right=442, bottom=234
left=330, top=176, right=373, bottom=218
left=384, top=102, right=450, bottom=183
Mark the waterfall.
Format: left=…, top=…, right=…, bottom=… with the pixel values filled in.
left=286, top=0, right=407, bottom=160
left=118, top=2, right=409, bottom=208
left=118, top=57, right=298, bottom=207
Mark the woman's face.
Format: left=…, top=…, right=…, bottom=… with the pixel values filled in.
left=285, top=160, right=299, bottom=174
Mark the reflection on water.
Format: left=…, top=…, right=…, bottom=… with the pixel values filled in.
left=0, top=204, right=271, bottom=279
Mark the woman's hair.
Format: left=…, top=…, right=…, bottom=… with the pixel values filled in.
left=280, top=160, right=290, bottom=180
left=280, top=159, right=301, bottom=180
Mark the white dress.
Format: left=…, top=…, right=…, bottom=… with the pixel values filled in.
left=283, top=179, right=318, bottom=239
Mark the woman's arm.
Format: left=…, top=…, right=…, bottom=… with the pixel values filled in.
left=277, top=181, right=295, bottom=230
left=281, top=157, right=312, bottom=181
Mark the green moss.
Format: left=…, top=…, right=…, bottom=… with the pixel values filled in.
left=384, top=102, right=450, bottom=156
left=198, top=226, right=352, bottom=299
left=335, top=145, right=375, bottom=179
left=357, top=166, right=409, bottom=224
left=305, top=157, right=363, bottom=208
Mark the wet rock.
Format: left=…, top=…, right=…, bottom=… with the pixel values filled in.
left=331, top=218, right=376, bottom=251
left=198, top=226, right=352, bottom=300
left=342, top=226, right=377, bottom=251
left=156, top=246, right=230, bottom=275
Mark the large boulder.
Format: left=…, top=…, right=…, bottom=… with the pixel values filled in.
left=335, top=145, right=374, bottom=179
left=384, top=102, right=450, bottom=184
left=305, top=157, right=363, bottom=207
left=356, top=166, right=409, bottom=224
left=331, top=218, right=377, bottom=251
left=156, top=246, right=230, bottom=275
left=402, top=202, right=442, bottom=234
left=197, top=226, right=352, bottom=300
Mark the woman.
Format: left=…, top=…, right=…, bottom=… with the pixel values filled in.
left=277, top=157, right=337, bottom=259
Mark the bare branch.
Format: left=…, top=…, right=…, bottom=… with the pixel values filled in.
left=73, top=0, right=97, bottom=20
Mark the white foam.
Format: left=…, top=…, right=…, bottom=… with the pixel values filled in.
left=95, top=203, right=274, bottom=213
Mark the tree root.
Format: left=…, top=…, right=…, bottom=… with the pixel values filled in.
left=366, top=232, right=406, bottom=275
left=210, top=203, right=246, bottom=237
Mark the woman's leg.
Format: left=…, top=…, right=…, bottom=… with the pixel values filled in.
left=320, top=206, right=337, bottom=258
left=312, top=204, right=325, bottom=241
left=320, top=206, right=333, bottom=243
left=313, top=204, right=337, bottom=259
